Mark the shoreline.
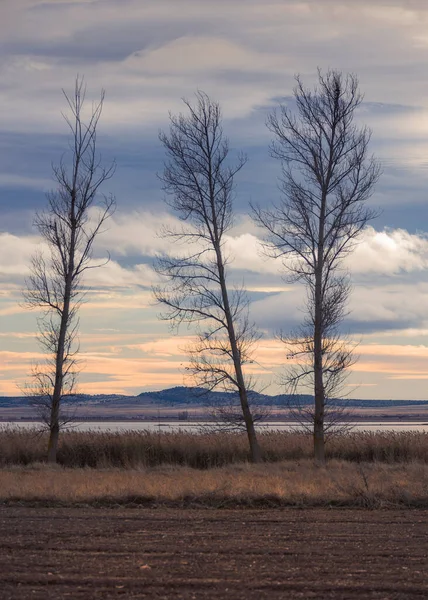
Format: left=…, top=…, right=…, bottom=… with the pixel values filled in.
left=2, top=416, right=428, bottom=423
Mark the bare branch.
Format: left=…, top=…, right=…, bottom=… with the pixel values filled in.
left=253, top=69, right=380, bottom=463
left=155, top=91, right=262, bottom=462
left=23, top=76, right=116, bottom=462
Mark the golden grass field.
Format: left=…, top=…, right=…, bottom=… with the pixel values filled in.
left=2, top=460, right=428, bottom=507
left=1, top=428, right=428, bottom=507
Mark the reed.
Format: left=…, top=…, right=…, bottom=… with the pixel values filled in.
left=1, top=427, right=427, bottom=468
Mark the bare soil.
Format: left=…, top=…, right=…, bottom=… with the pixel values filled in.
left=1, top=508, right=427, bottom=599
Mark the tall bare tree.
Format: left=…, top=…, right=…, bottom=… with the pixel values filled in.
left=154, top=92, right=262, bottom=463
left=253, top=70, right=380, bottom=464
left=24, top=78, right=116, bottom=462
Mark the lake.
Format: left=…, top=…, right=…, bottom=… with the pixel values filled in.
left=2, top=421, right=428, bottom=432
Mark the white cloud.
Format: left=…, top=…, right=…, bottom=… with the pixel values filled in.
left=98, top=213, right=428, bottom=282
left=347, top=227, right=428, bottom=275
left=224, top=232, right=281, bottom=275
left=0, top=232, right=39, bottom=280
left=0, top=228, right=158, bottom=290
left=250, top=277, right=428, bottom=335
left=349, top=282, right=428, bottom=329
left=84, top=260, right=158, bottom=289
left=95, top=210, right=177, bottom=257
left=96, top=211, right=282, bottom=278
left=5, top=215, right=428, bottom=292
left=230, top=226, right=428, bottom=280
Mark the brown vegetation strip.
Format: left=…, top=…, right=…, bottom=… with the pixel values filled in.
left=1, top=507, right=427, bottom=599
left=2, top=461, right=428, bottom=508
left=2, top=428, right=428, bottom=468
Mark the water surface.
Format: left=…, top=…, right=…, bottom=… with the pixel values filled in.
left=2, top=421, right=428, bottom=433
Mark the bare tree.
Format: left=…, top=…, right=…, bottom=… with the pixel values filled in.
left=205, top=388, right=272, bottom=432
left=253, top=70, right=380, bottom=464
left=154, top=91, right=262, bottom=463
left=285, top=384, right=355, bottom=437
left=23, top=78, right=116, bottom=462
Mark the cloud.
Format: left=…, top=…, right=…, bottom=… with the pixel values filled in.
left=4, top=215, right=428, bottom=307
left=347, top=283, right=428, bottom=333
left=0, top=173, right=52, bottom=190
left=0, top=227, right=160, bottom=291
left=3, top=0, right=428, bottom=399
left=128, top=36, right=282, bottom=79
left=227, top=226, right=428, bottom=280
left=7, top=332, right=428, bottom=397
left=95, top=211, right=283, bottom=278
left=94, top=210, right=177, bottom=257
left=3, top=0, right=428, bottom=134
left=348, top=227, right=428, bottom=275
left=231, top=225, right=428, bottom=282
left=224, top=232, right=281, bottom=275
left=83, top=260, right=158, bottom=289
left=0, top=232, right=39, bottom=280
left=250, top=279, right=428, bottom=336
left=250, top=288, right=305, bottom=333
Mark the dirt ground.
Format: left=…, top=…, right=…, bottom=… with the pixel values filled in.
left=0, top=508, right=427, bottom=599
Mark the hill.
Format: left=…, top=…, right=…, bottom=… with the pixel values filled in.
left=2, top=386, right=428, bottom=409
left=2, top=387, right=428, bottom=421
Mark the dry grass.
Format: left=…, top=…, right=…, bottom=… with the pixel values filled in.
left=2, top=461, right=428, bottom=508
left=2, top=429, right=428, bottom=508
left=1, top=427, right=428, bottom=468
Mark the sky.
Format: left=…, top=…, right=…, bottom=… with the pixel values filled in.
left=1, top=0, right=428, bottom=399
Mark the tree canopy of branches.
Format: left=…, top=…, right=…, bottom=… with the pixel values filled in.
left=154, top=91, right=262, bottom=463
left=253, top=69, right=380, bottom=464
left=23, top=78, right=116, bottom=463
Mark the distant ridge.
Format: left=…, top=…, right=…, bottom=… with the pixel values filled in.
left=1, top=386, right=428, bottom=408
left=136, top=386, right=428, bottom=407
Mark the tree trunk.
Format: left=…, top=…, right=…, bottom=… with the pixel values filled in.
left=214, top=244, right=262, bottom=463
left=313, top=189, right=326, bottom=465
left=313, top=293, right=325, bottom=465
left=47, top=208, right=76, bottom=463
left=313, top=402, right=325, bottom=465
left=47, top=293, right=70, bottom=462
left=239, top=387, right=262, bottom=463
left=206, top=141, right=262, bottom=463
left=47, top=422, right=59, bottom=463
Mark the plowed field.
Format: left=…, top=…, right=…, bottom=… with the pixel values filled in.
left=1, top=508, right=427, bottom=599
